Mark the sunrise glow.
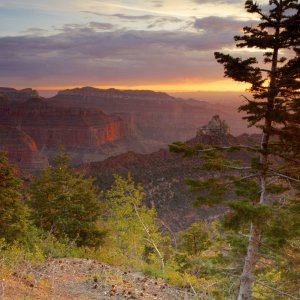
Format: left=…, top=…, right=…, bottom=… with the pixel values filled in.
left=0, top=0, right=266, bottom=93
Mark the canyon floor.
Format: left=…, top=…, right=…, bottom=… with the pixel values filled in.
left=2, top=258, right=195, bottom=300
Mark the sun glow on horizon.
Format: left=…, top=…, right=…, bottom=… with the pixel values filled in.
left=28, top=79, right=249, bottom=94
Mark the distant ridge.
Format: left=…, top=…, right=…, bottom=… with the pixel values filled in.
left=1, top=86, right=254, bottom=172
left=56, top=86, right=174, bottom=101
left=0, top=87, right=39, bottom=102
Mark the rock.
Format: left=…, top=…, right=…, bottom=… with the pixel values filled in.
left=0, top=125, right=48, bottom=172
left=2, top=87, right=253, bottom=173
left=49, top=86, right=236, bottom=144
left=0, top=96, right=130, bottom=171
left=196, top=115, right=229, bottom=145
left=0, top=87, right=39, bottom=102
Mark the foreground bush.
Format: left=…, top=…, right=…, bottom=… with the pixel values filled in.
left=28, top=152, right=105, bottom=247
left=0, top=151, right=30, bottom=244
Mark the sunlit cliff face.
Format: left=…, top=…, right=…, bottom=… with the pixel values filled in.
left=0, top=0, right=268, bottom=93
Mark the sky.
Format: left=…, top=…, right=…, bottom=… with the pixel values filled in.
left=0, top=0, right=269, bottom=93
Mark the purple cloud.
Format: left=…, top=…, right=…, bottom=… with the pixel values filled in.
left=0, top=23, right=257, bottom=86
left=193, top=16, right=255, bottom=31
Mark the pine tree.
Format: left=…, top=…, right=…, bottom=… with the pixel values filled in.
left=0, top=151, right=29, bottom=244
left=170, top=1, right=299, bottom=299
left=178, top=221, right=211, bottom=256
left=28, top=152, right=105, bottom=247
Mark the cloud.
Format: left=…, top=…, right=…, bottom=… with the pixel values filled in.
left=89, top=22, right=115, bottom=30
left=105, top=13, right=156, bottom=21
left=193, top=16, right=254, bottom=31
left=82, top=11, right=183, bottom=25
left=193, top=0, right=241, bottom=4
left=147, top=16, right=183, bottom=29
left=82, top=11, right=158, bottom=21
left=54, top=22, right=117, bottom=33
left=22, top=27, right=49, bottom=35
left=0, top=24, right=250, bottom=87
left=151, top=0, right=164, bottom=8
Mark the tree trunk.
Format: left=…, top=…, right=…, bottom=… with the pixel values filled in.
left=237, top=223, right=261, bottom=300
left=237, top=17, right=280, bottom=298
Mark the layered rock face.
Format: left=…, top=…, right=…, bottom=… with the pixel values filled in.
left=49, top=87, right=241, bottom=143
left=0, top=90, right=132, bottom=170
left=0, top=125, right=48, bottom=172
left=1, top=86, right=250, bottom=172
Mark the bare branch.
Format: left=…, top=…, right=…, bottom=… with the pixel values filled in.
left=224, top=165, right=252, bottom=170
left=240, top=94, right=252, bottom=103
left=131, top=198, right=165, bottom=271
left=184, top=272, right=199, bottom=298
left=255, top=280, right=300, bottom=300
left=197, top=147, right=230, bottom=153
left=159, top=219, right=177, bottom=249
left=197, top=144, right=259, bottom=153
left=269, top=170, right=300, bottom=183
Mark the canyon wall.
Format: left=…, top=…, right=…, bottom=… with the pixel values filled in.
left=0, top=86, right=250, bottom=172
left=0, top=92, right=132, bottom=170
left=49, top=87, right=246, bottom=143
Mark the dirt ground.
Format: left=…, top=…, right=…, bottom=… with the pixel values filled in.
left=1, top=258, right=196, bottom=299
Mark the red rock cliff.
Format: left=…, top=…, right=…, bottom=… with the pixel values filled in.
left=0, top=125, right=48, bottom=172
left=0, top=96, right=130, bottom=170
left=49, top=87, right=244, bottom=143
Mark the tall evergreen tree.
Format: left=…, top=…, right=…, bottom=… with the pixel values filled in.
left=28, top=152, right=105, bottom=247
left=170, top=1, right=299, bottom=299
left=0, top=151, right=29, bottom=244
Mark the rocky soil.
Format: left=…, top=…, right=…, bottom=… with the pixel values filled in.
left=2, top=258, right=195, bottom=300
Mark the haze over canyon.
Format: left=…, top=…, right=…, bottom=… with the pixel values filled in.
left=0, top=86, right=255, bottom=172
